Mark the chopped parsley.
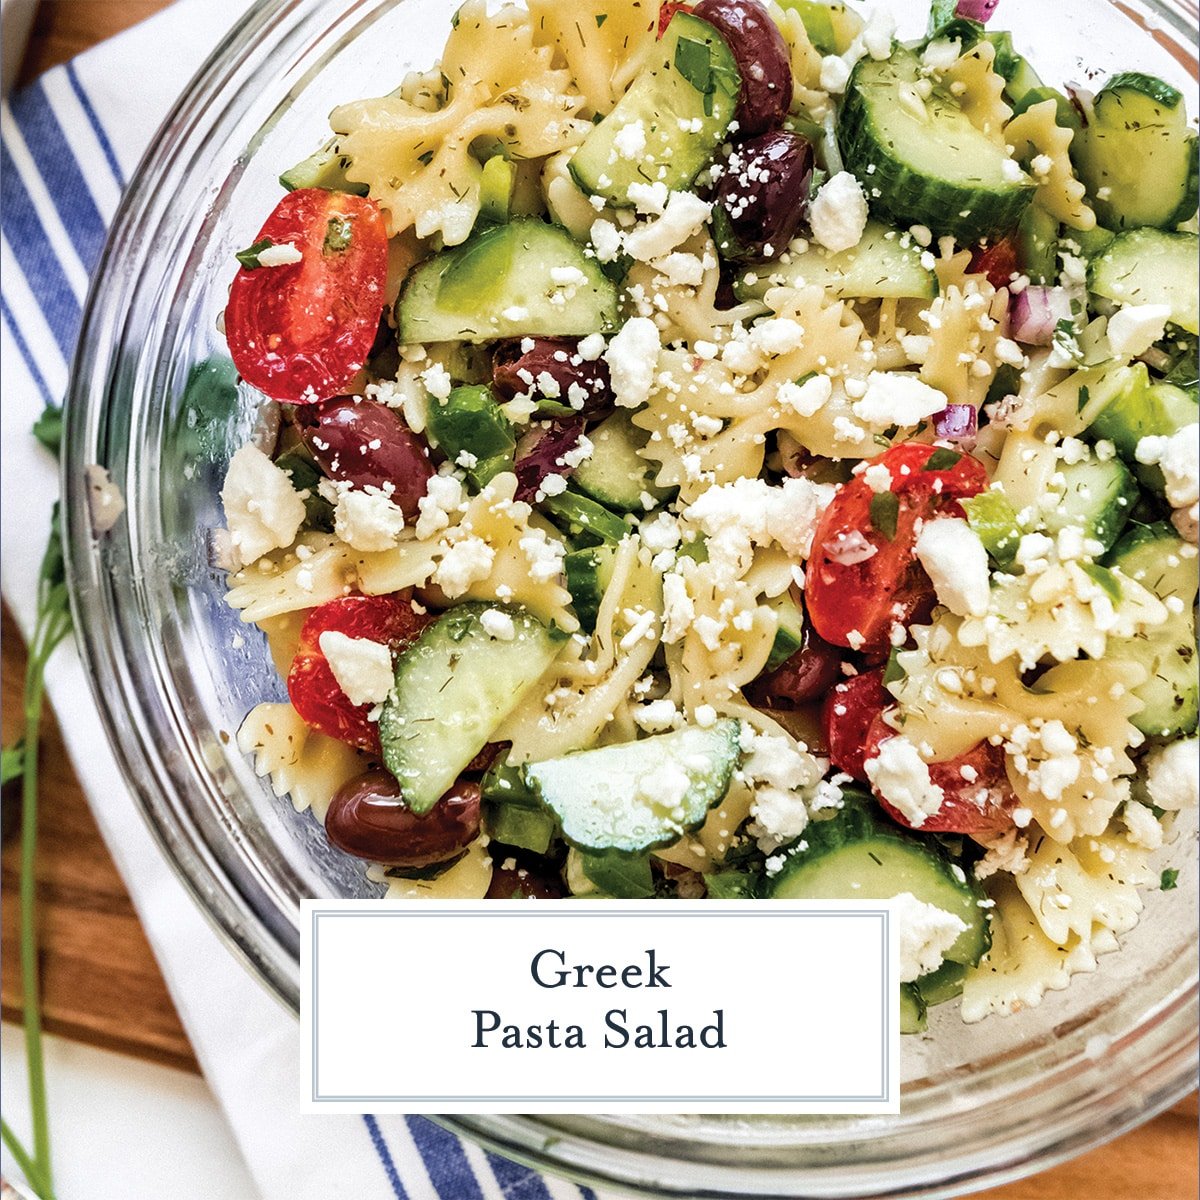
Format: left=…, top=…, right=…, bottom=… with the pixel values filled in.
left=1160, top=868, right=1179, bottom=891
left=235, top=237, right=274, bottom=270
left=870, top=490, right=900, bottom=541
left=923, top=447, right=962, bottom=472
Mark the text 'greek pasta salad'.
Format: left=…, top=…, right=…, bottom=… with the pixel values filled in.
left=217, top=0, right=1199, bottom=1029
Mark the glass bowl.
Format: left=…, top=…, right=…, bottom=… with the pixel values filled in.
left=62, top=0, right=1199, bottom=1196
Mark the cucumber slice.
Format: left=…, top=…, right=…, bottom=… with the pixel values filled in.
left=564, top=543, right=618, bottom=634
left=526, top=721, right=742, bottom=854
left=279, top=140, right=368, bottom=195
left=1105, top=523, right=1199, bottom=738
left=425, top=384, right=515, bottom=488
left=734, top=221, right=937, bottom=303
left=1072, top=72, right=1197, bottom=230
left=838, top=47, right=1035, bottom=242
left=1087, top=363, right=1199, bottom=464
left=1010, top=86, right=1081, bottom=133
left=481, top=756, right=543, bottom=809
left=766, top=592, right=805, bottom=671
left=541, top=489, right=631, bottom=547
left=1015, top=203, right=1059, bottom=285
left=580, top=851, right=656, bottom=898
left=899, top=982, right=927, bottom=1035
left=1039, top=453, right=1138, bottom=553
left=572, top=411, right=675, bottom=513
left=379, top=603, right=563, bottom=813
left=396, top=219, right=619, bottom=344
left=781, top=0, right=863, bottom=55
left=962, top=489, right=1021, bottom=566
left=478, top=155, right=515, bottom=225
left=915, top=958, right=967, bottom=1007
left=986, top=32, right=1044, bottom=109
left=1089, top=229, right=1200, bottom=336
left=768, top=799, right=991, bottom=967
left=568, top=11, right=739, bottom=206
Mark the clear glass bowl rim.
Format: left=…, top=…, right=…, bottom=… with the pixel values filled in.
left=61, top=1, right=1199, bottom=1196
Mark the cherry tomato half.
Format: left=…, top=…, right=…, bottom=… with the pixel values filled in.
left=225, top=189, right=388, bottom=404
left=287, top=594, right=429, bottom=752
left=863, top=715, right=1017, bottom=836
left=806, top=443, right=988, bottom=654
left=821, top=668, right=890, bottom=784
left=968, top=239, right=1019, bottom=291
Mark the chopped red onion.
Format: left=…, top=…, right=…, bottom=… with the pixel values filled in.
left=955, top=0, right=999, bottom=21
left=932, top=404, right=978, bottom=441
left=1009, top=286, right=1073, bottom=346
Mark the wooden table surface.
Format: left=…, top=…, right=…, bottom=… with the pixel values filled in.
left=2, top=3, right=1196, bottom=1196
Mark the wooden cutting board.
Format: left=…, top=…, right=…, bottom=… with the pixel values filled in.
left=1, top=4, right=1195, bottom=1196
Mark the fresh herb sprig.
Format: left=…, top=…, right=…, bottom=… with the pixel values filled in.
left=1, top=410, right=71, bottom=1200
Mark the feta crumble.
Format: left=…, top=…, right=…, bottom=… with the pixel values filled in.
left=318, top=631, right=394, bottom=707
left=864, top=737, right=945, bottom=828
left=914, top=518, right=991, bottom=618
left=808, top=172, right=869, bottom=253
left=221, top=444, right=306, bottom=565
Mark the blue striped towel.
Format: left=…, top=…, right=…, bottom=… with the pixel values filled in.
left=0, top=3, right=607, bottom=1197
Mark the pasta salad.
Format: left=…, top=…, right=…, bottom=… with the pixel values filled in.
left=217, top=0, right=1199, bottom=1029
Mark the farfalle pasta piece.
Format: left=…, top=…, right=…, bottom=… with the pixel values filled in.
left=1016, top=827, right=1151, bottom=947
left=237, top=702, right=364, bottom=821
left=331, top=1, right=590, bottom=244
left=942, top=40, right=1011, bottom=144
left=527, top=0, right=659, bottom=116
left=960, top=876, right=1099, bottom=1022
left=1005, top=99, right=1096, bottom=231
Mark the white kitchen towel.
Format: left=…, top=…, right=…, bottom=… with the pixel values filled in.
left=0, top=4, right=605, bottom=1198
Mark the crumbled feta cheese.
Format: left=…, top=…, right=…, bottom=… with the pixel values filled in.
left=420, top=362, right=453, bottom=401
left=1107, top=303, right=1172, bottom=359
left=914, top=518, right=991, bottom=618
left=852, top=371, right=949, bottom=429
left=434, top=535, right=495, bottom=597
left=1144, top=737, right=1199, bottom=811
left=749, top=317, right=806, bottom=356
left=605, top=317, right=661, bottom=409
left=864, top=736, right=945, bottom=828
left=862, top=463, right=893, bottom=493
left=894, top=892, right=967, bottom=983
left=1123, top=799, right=1164, bottom=850
left=694, top=703, right=717, bottom=728
left=613, top=119, right=647, bottom=160
left=637, top=761, right=691, bottom=811
left=777, top=373, right=832, bottom=417
left=683, top=476, right=835, bottom=579
left=220, top=444, right=306, bottom=565
left=808, top=172, right=869, bottom=253
left=255, top=242, right=303, bottom=267
left=332, top=484, right=406, bottom=552
left=318, top=631, right=394, bottom=707
left=415, top=473, right=465, bottom=540
left=640, top=512, right=681, bottom=554
left=623, top=191, right=712, bottom=263
left=519, top=531, right=567, bottom=583
left=921, top=37, right=962, bottom=71
left=819, top=54, right=851, bottom=93
left=589, top=218, right=624, bottom=262
left=661, top=571, right=695, bottom=643
left=577, top=332, right=607, bottom=361
left=634, top=699, right=678, bottom=733
left=1136, top=425, right=1199, bottom=513
left=973, top=828, right=1030, bottom=880
left=626, top=181, right=670, bottom=216
left=479, top=608, right=517, bottom=641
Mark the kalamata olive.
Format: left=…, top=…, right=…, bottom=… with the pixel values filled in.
left=296, top=395, right=433, bottom=518
left=486, top=857, right=567, bottom=900
left=514, top=416, right=588, bottom=502
left=492, top=338, right=611, bottom=418
left=325, top=771, right=481, bottom=866
left=712, top=130, right=814, bottom=260
left=692, top=0, right=793, bottom=137
left=756, top=616, right=843, bottom=706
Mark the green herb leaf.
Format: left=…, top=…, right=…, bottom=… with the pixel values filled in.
left=870, top=490, right=900, bottom=541
left=704, top=870, right=755, bottom=899
left=581, top=850, right=655, bottom=899
left=1, top=741, right=25, bottom=786
left=882, top=647, right=907, bottom=687
left=235, top=238, right=274, bottom=270
left=1161, top=868, right=1179, bottom=891
left=923, top=447, right=962, bottom=472
left=32, top=407, right=64, bottom=459
left=1076, top=384, right=1091, bottom=415
left=595, top=12, right=608, bottom=25
left=674, top=36, right=713, bottom=96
